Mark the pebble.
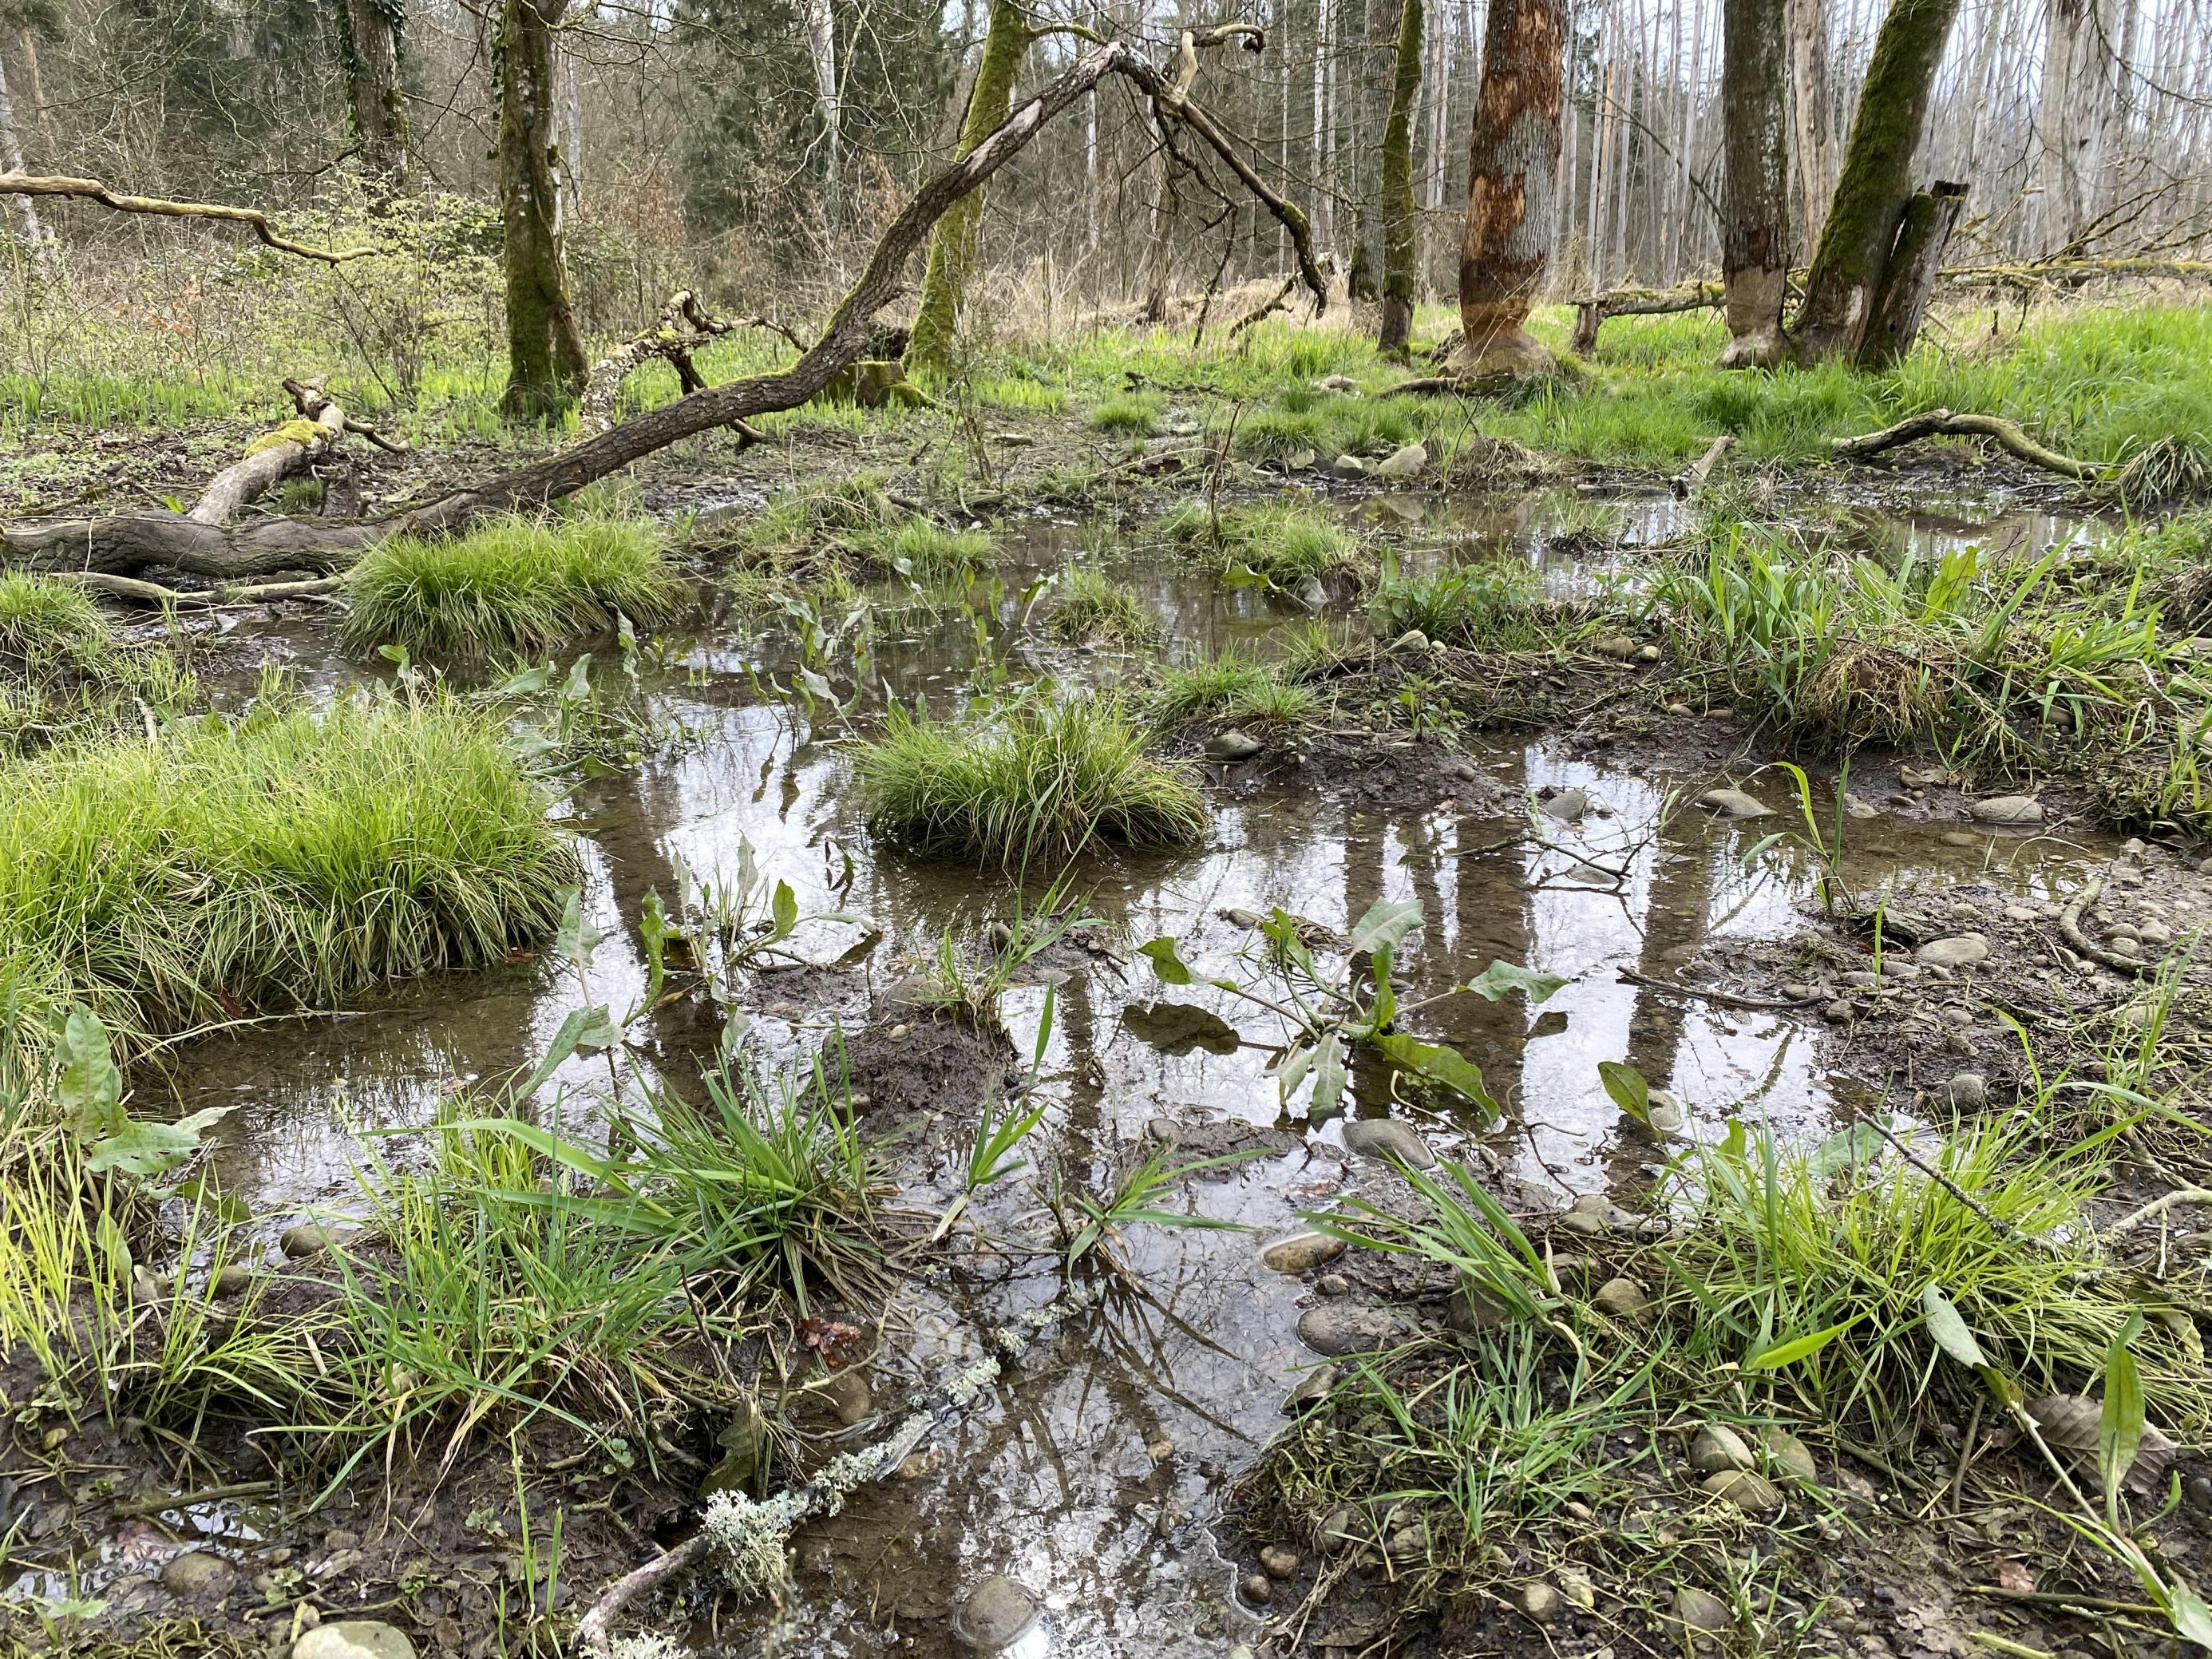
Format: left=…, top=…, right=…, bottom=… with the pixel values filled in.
left=1375, top=442, right=1428, bottom=478
left=1517, top=1581, right=1561, bottom=1621
left=1822, top=999, right=1854, bottom=1023
left=291, top=1624, right=418, bottom=1659
left=1296, top=1305, right=1407, bottom=1356
left=1842, top=794, right=1880, bottom=820
left=1666, top=701, right=1693, bottom=717
left=1284, top=1366, right=1336, bottom=1414
left=1342, top=1119, right=1435, bottom=1168
left=1592, top=1277, right=1652, bottom=1320
left=1972, top=794, right=2044, bottom=826
left=1315, top=1273, right=1351, bottom=1297
left=952, top=1574, right=1039, bottom=1652
left=1695, top=787, right=1772, bottom=819
left=1329, top=453, right=1371, bottom=480
left=1541, top=787, right=1590, bottom=822
left=1913, top=934, right=1991, bottom=970
left=1260, top=1545, right=1301, bottom=1579
left=1557, top=1567, right=1597, bottom=1610
left=160, top=1550, right=234, bottom=1597
left=1758, top=1426, right=1818, bottom=1484
left=1261, top=1231, right=1347, bottom=1273
left=1240, top=1573, right=1272, bottom=1606
left=1673, top=1586, right=1733, bottom=1635
left=1204, top=730, right=1263, bottom=763
left=1945, top=1071, right=1988, bottom=1111
left=1702, top=1469, right=1782, bottom=1512
left=210, top=1264, right=256, bottom=1297
left=280, top=1220, right=370, bottom=1260
left=2003, top=905, right=2040, bottom=923
left=2139, top=921, right=2174, bottom=948
left=1688, top=1423, right=1754, bottom=1475
left=1317, top=1504, right=1362, bottom=1553
left=1941, top=830, right=1981, bottom=848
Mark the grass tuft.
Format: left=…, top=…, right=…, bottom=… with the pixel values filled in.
left=1045, top=563, right=1157, bottom=643
left=1372, top=560, right=1549, bottom=651
left=1153, top=500, right=1363, bottom=589
left=1152, top=643, right=1320, bottom=727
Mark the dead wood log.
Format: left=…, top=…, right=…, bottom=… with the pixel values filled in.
left=0, top=172, right=378, bottom=263
left=1858, top=180, right=1968, bottom=370
left=188, top=383, right=349, bottom=525
left=1568, top=281, right=1727, bottom=354
left=1830, top=407, right=2100, bottom=481
left=1670, top=434, right=1735, bottom=498
left=578, top=290, right=758, bottom=439
left=2, top=34, right=1324, bottom=587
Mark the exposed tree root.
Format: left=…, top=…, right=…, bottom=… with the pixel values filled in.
left=1830, top=407, right=2102, bottom=480
left=2059, top=876, right=2158, bottom=977
left=0, top=172, right=378, bottom=263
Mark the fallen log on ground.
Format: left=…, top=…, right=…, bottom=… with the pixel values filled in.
left=1830, top=407, right=2100, bottom=481
left=2, top=30, right=1324, bottom=588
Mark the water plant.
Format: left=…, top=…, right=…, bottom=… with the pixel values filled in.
left=1150, top=643, right=1320, bottom=727
left=1152, top=499, right=1363, bottom=590
left=1043, top=562, right=1157, bottom=644
left=1371, top=559, right=1549, bottom=650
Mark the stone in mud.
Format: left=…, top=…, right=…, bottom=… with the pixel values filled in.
left=1317, top=1504, right=1362, bottom=1553
left=1375, top=442, right=1428, bottom=478
left=952, top=1574, right=1039, bottom=1652
left=1341, top=1119, right=1435, bottom=1168
left=1842, top=793, right=1880, bottom=819
left=1261, top=1231, right=1347, bottom=1273
left=1592, top=1277, right=1652, bottom=1320
left=1391, top=629, right=1432, bottom=655
left=1260, top=1544, right=1301, bottom=1578
left=1666, top=702, right=1693, bottom=717
left=1945, top=1071, right=1989, bottom=1111
left=1296, top=576, right=1330, bottom=612
left=291, top=1623, right=417, bottom=1659
left=210, top=1264, right=256, bottom=1297
left=1296, top=1305, right=1407, bottom=1356
left=1517, top=1581, right=1561, bottom=1621
left=1672, top=1586, right=1732, bottom=1636
left=1560, top=1193, right=1639, bottom=1235
left=279, top=1220, right=370, bottom=1260
left=1557, top=1567, right=1597, bottom=1610
left=1591, top=634, right=1637, bottom=660
left=1688, top=1423, right=1754, bottom=1475
left=1941, top=830, right=1982, bottom=848
left=1701, top=1469, right=1782, bottom=1512
left=1284, top=1364, right=1336, bottom=1413
left=1329, top=453, right=1371, bottom=480
left=1914, top=934, right=1991, bottom=970
left=1694, top=788, right=1772, bottom=819
left=1204, top=730, right=1263, bottom=763
left=1540, top=787, right=1589, bottom=822
left=1636, top=643, right=1661, bottom=662
left=1240, top=1572, right=1273, bottom=1606
left=160, top=1550, right=234, bottom=1597
left=1757, top=1426, right=1818, bottom=1485
left=1315, top=374, right=1361, bottom=394
left=1316, top=1272, right=1351, bottom=1296
left=1972, top=795, right=2044, bottom=826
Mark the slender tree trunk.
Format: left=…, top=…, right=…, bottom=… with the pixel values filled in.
left=2039, top=0, right=2116, bottom=254
left=339, top=0, right=410, bottom=192
left=1139, top=96, right=1176, bottom=322
left=1454, top=0, right=1567, bottom=377
left=1379, top=0, right=1425, bottom=350
left=1785, top=0, right=1962, bottom=363
left=1350, top=0, right=1399, bottom=299
left=1856, top=177, right=1965, bottom=366
left=14, top=29, right=51, bottom=148
left=1786, top=0, right=1835, bottom=255
left=497, top=0, right=588, bottom=419
left=803, top=0, right=842, bottom=227
left=1719, top=0, right=1791, bottom=365
left=905, top=0, right=1030, bottom=372
left=0, top=49, right=49, bottom=269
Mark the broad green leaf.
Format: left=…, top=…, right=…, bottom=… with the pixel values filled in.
left=572, top=1006, right=625, bottom=1052
left=554, top=888, right=603, bottom=972
left=1137, top=936, right=1194, bottom=985
left=637, top=889, right=671, bottom=1012
left=1921, top=1285, right=1988, bottom=1369
left=85, top=1107, right=232, bottom=1178
left=797, top=667, right=835, bottom=702
left=1716, top=1119, right=1749, bottom=1163
left=1308, top=1031, right=1348, bottom=1119
left=1464, top=960, right=1569, bottom=1004
left=491, top=660, right=555, bottom=697
left=1367, top=942, right=1399, bottom=1032
left=770, top=880, right=800, bottom=943
left=560, top=654, right=595, bottom=704
left=2166, top=1584, right=2212, bottom=1647
left=2102, top=1313, right=2146, bottom=1521
left=1598, top=1059, right=1649, bottom=1126
left=512, top=1006, right=596, bottom=1099
left=1269, top=1039, right=1316, bottom=1099
left=57, top=1004, right=124, bottom=1140
left=1743, top=1317, right=1862, bottom=1371
left=1347, top=899, right=1425, bottom=957
left=1372, top=1032, right=1497, bottom=1113
left=1813, top=1119, right=1886, bottom=1174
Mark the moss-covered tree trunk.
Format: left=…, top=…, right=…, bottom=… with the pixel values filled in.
left=1719, top=0, right=1790, bottom=366
left=1377, top=0, right=1424, bottom=353
left=497, top=0, right=587, bottom=420
left=339, top=0, right=410, bottom=192
left=905, top=0, right=1031, bottom=374
left=1785, top=0, right=1962, bottom=363
left=1454, top=0, right=1566, bottom=378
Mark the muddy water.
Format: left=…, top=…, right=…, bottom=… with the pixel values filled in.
left=151, top=489, right=2120, bottom=1656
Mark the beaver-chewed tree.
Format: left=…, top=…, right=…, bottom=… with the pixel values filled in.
left=1451, top=0, right=1566, bottom=379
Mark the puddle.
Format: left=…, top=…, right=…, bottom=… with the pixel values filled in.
left=113, top=490, right=2128, bottom=1653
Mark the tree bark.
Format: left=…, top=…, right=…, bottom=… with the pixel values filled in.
left=1856, top=179, right=1965, bottom=368
left=496, top=0, right=588, bottom=419
left=1785, top=0, right=1835, bottom=257
left=1138, top=94, right=1174, bottom=323
left=1719, top=0, right=1791, bottom=366
left=803, top=0, right=841, bottom=227
left=338, top=0, right=410, bottom=192
left=1454, top=0, right=1567, bottom=378
left=1349, top=0, right=1399, bottom=301
left=1784, top=0, right=1962, bottom=363
left=905, top=0, right=1031, bottom=373
left=1378, top=0, right=1425, bottom=352
left=2038, top=0, right=2117, bottom=255
left=0, top=48, right=49, bottom=268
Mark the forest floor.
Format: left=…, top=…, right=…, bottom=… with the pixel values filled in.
left=6, top=295, right=2212, bottom=1659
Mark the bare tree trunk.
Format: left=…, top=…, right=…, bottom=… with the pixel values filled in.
left=906, top=0, right=1030, bottom=371
left=0, top=48, right=49, bottom=267
left=1719, top=0, right=1791, bottom=365
left=1786, top=0, right=1834, bottom=255
left=497, top=0, right=588, bottom=418
left=803, top=0, right=841, bottom=227
left=1785, top=0, right=1962, bottom=363
left=2039, top=0, right=2117, bottom=255
left=1454, top=0, right=1566, bottom=378
left=1856, top=178, right=1965, bottom=366
left=338, top=0, right=410, bottom=192
left=1379, top=0, right=1425, bottom=350
left=12, top=29, right=49, bottom=148
left=1138, top=95, right=1175, bottom=322
left=1350, top=0, right=1398, bottom=299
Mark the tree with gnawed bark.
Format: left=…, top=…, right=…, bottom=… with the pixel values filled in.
left=1454, top=0, right=1566, bottom=378
left=496, top=0, right=588, bottom=419
left=906, top=0, right=1035, bottom=374
left=1378, top=0, right=1423, bottom=353
left=338, top=0, right=410, bottom=192
left=1786, top=0, right=1963, bottom=364
left=1719, top=0, right=1790, bottom=366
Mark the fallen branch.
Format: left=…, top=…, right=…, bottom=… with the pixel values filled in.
left=188, top=381, right=350, bottom=526
left=1228, top=271, right=1300, bottom=342
left=2104, top=1185, right=2212, bottom=1239
left=0, top=172, right=378, bottom=263
left=1669, top=434, right=1734, bottom=499
left=2059, top=876, right=2158, bottom=976
left=1830, top=408, right=2102, bottom=481
left=1568, top=280, right=1727, bottom=354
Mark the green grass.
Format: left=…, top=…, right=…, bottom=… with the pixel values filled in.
left=1151, top=644, right=1320, bottom=727
left=341, top=516, right=688, bottom=658
left=1089, top=391, right=1162, bottom=437
left=1045, top=563, right=1157, bottom=643
left=1372, top=560, right=1551, bottom=651
left=0, top=691, right=576, bottom=1085
left=0, top=573, right=105, bottom=668
left=845, top=516, right=995, bottom=584
left=0, top=576, right=200, bottom=754
left=1153, top=499, right=1363, bottom=589
left=857, top=691, right=1208, bottom=865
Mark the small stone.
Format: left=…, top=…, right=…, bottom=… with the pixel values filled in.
left=1317, top=1504, right=1362, bottom=1554
left=1941, top=830, right=1982, bottom=848
left=1702, top=1469, right=1782, bottom=1512
left=1375, top=442, right=1428, bottom=478
left=1636, top=643, right=1661, bottom=662
left=1695, top=787, right=1772, bottom=819
left=1297, top=1305, right=1407, bottom=1356
left=1329, top=453, right=1371, bottom=480
left=1757, top=1426, right=1818, bottom=1484
left=1205, top=730, right=1263, bottom=763
left=1915, top=934, right=1991, bottom=970
left=1541, top=787, right=1590, bottom=822
left=888, top=1022, right=911, bottom=1039
left=160, top=1550, right=235, bottom=1597
left=1822, top=999, right=1854, bottom=1023
left=210, top=1264, right=255, bottom=1297
left=1666, top=701, right=1693, bottom=717
left=1451, top=759, right=1480, bottom=782
left=1315, top=374, right=1360, bottom=394
left=1557, top=1568, right=1597, bottom=1610
left=291, top=1623, right=418, bottom=1659
left=280, top=1220, right=370, bottom=1260
left=1592, top=634, right=1637, bottom=660
left=1316, top=1272, right=1351, bottom=1297
left=2139, top=921, right=2174, bottom=947
left=1260, top=1545, right=1301, bottom=1579
left=1842, top=793, right=1880, bottom=820
left=1261, top=1231, right=1347, bottom=1273
left=1592, top=1277, right=1652, bottom=1320
left=1673, top=1586, right=1732, bottom=1636
left=1972, top=795, right=2044, bottom=826
left=1945, top=1071, right=1988, bottom=1111
left=1517, top=1581, right=1562, bottom=1621
left=1781, top=982, right=1815, bottom=1000
left=952, top=1574, right=1039, bottom=1652
left=1342, top=1118, right=1435, bottom=1168
left=1391, top=628, right=1431, bottom=655
left=1240, top=1573, right=1272, bottom=1606
left=1284, top=1365, right=1337, bottom=1413
left=1688, top=1423, right=1754, bottom=1475
left=2003, top=905, right=2039, bottom=922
